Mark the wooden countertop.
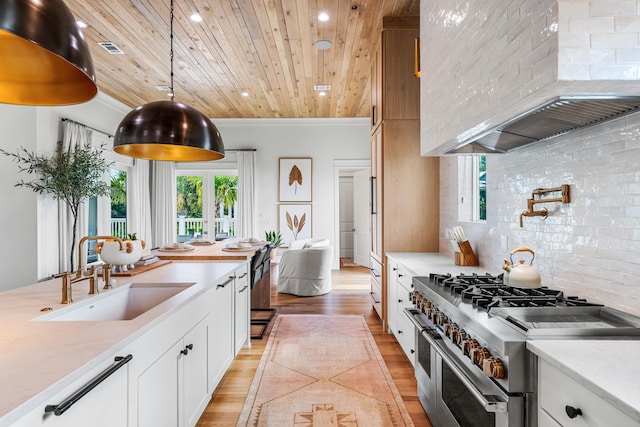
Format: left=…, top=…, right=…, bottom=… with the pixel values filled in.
left=153, top=242, right=264, bottom=261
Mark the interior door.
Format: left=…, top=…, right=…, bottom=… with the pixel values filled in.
left=353, top=170, right=371, bottom=267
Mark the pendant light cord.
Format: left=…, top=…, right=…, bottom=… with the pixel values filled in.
left=169, top=0, right=175, bottom=102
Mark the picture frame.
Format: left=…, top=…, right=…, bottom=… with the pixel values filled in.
left=279, top=204, right=312, bottom=244
left=279, top=158, right=312, bottom=202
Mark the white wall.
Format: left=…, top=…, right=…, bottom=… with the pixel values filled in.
left=214, top=118, right=370, bottom=258
left=0, top=105, right=38, bottom=290
left=0, top=93, right=129, bottom=290
left=439, top=111, right=640, bottom=316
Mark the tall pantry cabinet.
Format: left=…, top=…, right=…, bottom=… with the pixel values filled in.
left=370, top=16, right=439, bottom=329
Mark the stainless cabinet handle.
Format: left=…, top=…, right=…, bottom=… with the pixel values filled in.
left=239, top=285, right=248, bottom=293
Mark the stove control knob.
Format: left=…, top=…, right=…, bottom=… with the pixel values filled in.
left=471, top=347, right=491, bottom=366
left=444, top=323, right=458, bottom=339
left=438, top=313, right=449, bottom=327
left=429, top=309, right=439, bottom=323
left=463, top=339, right=480, bottom=357
left=456, top=330, right=468, bottom=346
left=482, top=357, right=505, bottom=379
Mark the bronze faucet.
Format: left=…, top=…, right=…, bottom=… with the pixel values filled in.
left=519, top=185, right=570, bottom=227
left=53, top=236, right=125, bottom=304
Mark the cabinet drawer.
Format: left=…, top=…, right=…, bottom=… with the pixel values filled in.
left=539, top=360, right=636, bottom=427
left=396, top=267, right=413, bottom=292
left=396, top=310, right=416, bottom=366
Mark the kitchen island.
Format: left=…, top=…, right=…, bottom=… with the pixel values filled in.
left=153, top=241, right=264, bottom=261
left=0, top=260, right=246, bottom=427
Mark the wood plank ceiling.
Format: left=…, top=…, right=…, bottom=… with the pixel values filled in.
left=63, top=0, right=419, bottom=119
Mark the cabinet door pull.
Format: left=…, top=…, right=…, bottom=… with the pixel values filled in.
left=238, top=272, right=248, bottom=279
left=398, top=299, right=403, bottom=303
left=181, top=344, right=194, bottom=356
left=410, top=349, right=415, bottom=354
left=565, top=405, right=582, bottom=419
left=45, top=354, right=133, bottom=416
left=239, top=285, right=249, bottom=293
left=217, top=277, right=234, bottom=289
left=398, top=273, right=404, bottom=277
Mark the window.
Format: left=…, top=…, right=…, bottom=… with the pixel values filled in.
left=176, top=172, right=238, bottom=242
left=458, top=155, right=486, bottom=222
left=110, top=168, right=127, bottom=238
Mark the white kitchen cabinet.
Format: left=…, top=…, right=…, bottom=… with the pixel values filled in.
left=138, top=315, right=209, bottom=427
left=11, top=354, right=131, bottom=427
left=207, top=273, right=235, bottom=393
left=539, top=360, right=638, bottom=427
left=234, top=265, right=250, bottom=355
left=386, top=255, right=416, bottom=366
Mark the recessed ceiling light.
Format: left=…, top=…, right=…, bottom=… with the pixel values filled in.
left=318, top=92, right=326, bottom=97
left=313, top=40, right=333, bottom=50
left=76, top=20, right=88, bottom=29
left=318, top=12, right=330, bottom=22
left=190, top=13, right=203, bottom=22
left=241, top=92, right=249, bottom=97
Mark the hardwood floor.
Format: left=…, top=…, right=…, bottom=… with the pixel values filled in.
left=196, top=265, right=432, bottom=426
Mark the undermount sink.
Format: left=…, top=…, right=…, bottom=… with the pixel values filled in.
left=34, top=282, right=196, bottom=321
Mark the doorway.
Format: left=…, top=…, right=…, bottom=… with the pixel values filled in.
left=333, top=160, right=370, bottom=269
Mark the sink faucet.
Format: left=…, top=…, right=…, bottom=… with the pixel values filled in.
left=53, top=236, right=125, bottom=304
left=519, top=198, right=548, bottom=227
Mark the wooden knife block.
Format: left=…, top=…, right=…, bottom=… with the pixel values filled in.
left=454, top=241, right=479, bottom=266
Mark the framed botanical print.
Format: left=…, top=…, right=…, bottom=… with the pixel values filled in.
left=279, top=158, right=312, bottom=202
left=279, top=204, right=312, bottom=244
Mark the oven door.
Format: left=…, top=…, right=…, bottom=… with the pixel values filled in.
left=422, top=328, right=525, bottom=427
left=405, top=308, right=525, bottom=427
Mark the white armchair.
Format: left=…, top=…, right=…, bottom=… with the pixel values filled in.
left=277, top=239, right=332, bottom=296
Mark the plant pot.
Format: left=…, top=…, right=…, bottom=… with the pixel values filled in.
left=270, top=247, right=278, bottom=260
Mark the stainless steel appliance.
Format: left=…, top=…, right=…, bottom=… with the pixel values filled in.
left=405, top=273, right=640, bottom=427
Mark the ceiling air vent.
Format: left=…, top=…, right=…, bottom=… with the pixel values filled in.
left=314, top=85, right=331, bottom=91
left=97, top=42, right=125, bottom=55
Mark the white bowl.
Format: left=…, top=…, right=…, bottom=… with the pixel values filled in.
left=98, top=240, right=144, bottom=266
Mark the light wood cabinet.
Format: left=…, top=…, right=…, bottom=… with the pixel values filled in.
left=370, top=16, right=440, bottom=330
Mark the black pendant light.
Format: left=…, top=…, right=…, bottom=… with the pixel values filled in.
left=113, top=0, right=225, bottom=162
left=0, top=0, right=97, bottom=105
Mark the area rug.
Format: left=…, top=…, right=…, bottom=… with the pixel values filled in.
left=237, top=314, right=414, bottom=426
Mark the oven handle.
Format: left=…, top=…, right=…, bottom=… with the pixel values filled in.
left=404, top=309, right=508, bottom=413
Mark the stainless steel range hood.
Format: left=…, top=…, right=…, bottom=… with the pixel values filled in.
left=446, top=95, right=640, bottom=154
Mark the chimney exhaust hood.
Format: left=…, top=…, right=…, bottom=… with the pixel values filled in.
left=446, top=95, right=640, bottom=154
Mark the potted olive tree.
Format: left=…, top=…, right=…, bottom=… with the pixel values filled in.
left=1, top=141, right=112, bottom=270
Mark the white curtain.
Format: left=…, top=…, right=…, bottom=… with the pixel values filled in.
left=59, top=121, right=92, bottom=273
left=237, top=151, right=256, bottom=239
left=150, top=160, right=176, bottom=248
left=129, top=159, right=153, bottom=247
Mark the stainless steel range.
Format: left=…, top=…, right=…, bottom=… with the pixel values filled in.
left=404, top=272, right=640, bottom=427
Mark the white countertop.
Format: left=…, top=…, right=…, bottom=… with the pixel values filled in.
left=527, top=340, right=640, bottom=423
left=0, top=261, right=243, bottom=426
left=385, top=252, right=500, bottom=277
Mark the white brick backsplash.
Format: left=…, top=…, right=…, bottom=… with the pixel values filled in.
left=590, top=63, right=639, bottom=78
left=617, top=46, right=640, bottom=61
left=590, top=1, right=637, bottom=17
left=439, top=113, right=640, bottom=315
left=591, top=32, right=639, bottom=47
left=569, top=17, right=615, bottom=32
left=615, top=16, right=640, bottom=31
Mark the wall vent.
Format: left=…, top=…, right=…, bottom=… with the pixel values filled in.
left=97, top=42, right=125, bottom=55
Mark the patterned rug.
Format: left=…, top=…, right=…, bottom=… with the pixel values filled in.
left=236, top=315, right=414, bottom=427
